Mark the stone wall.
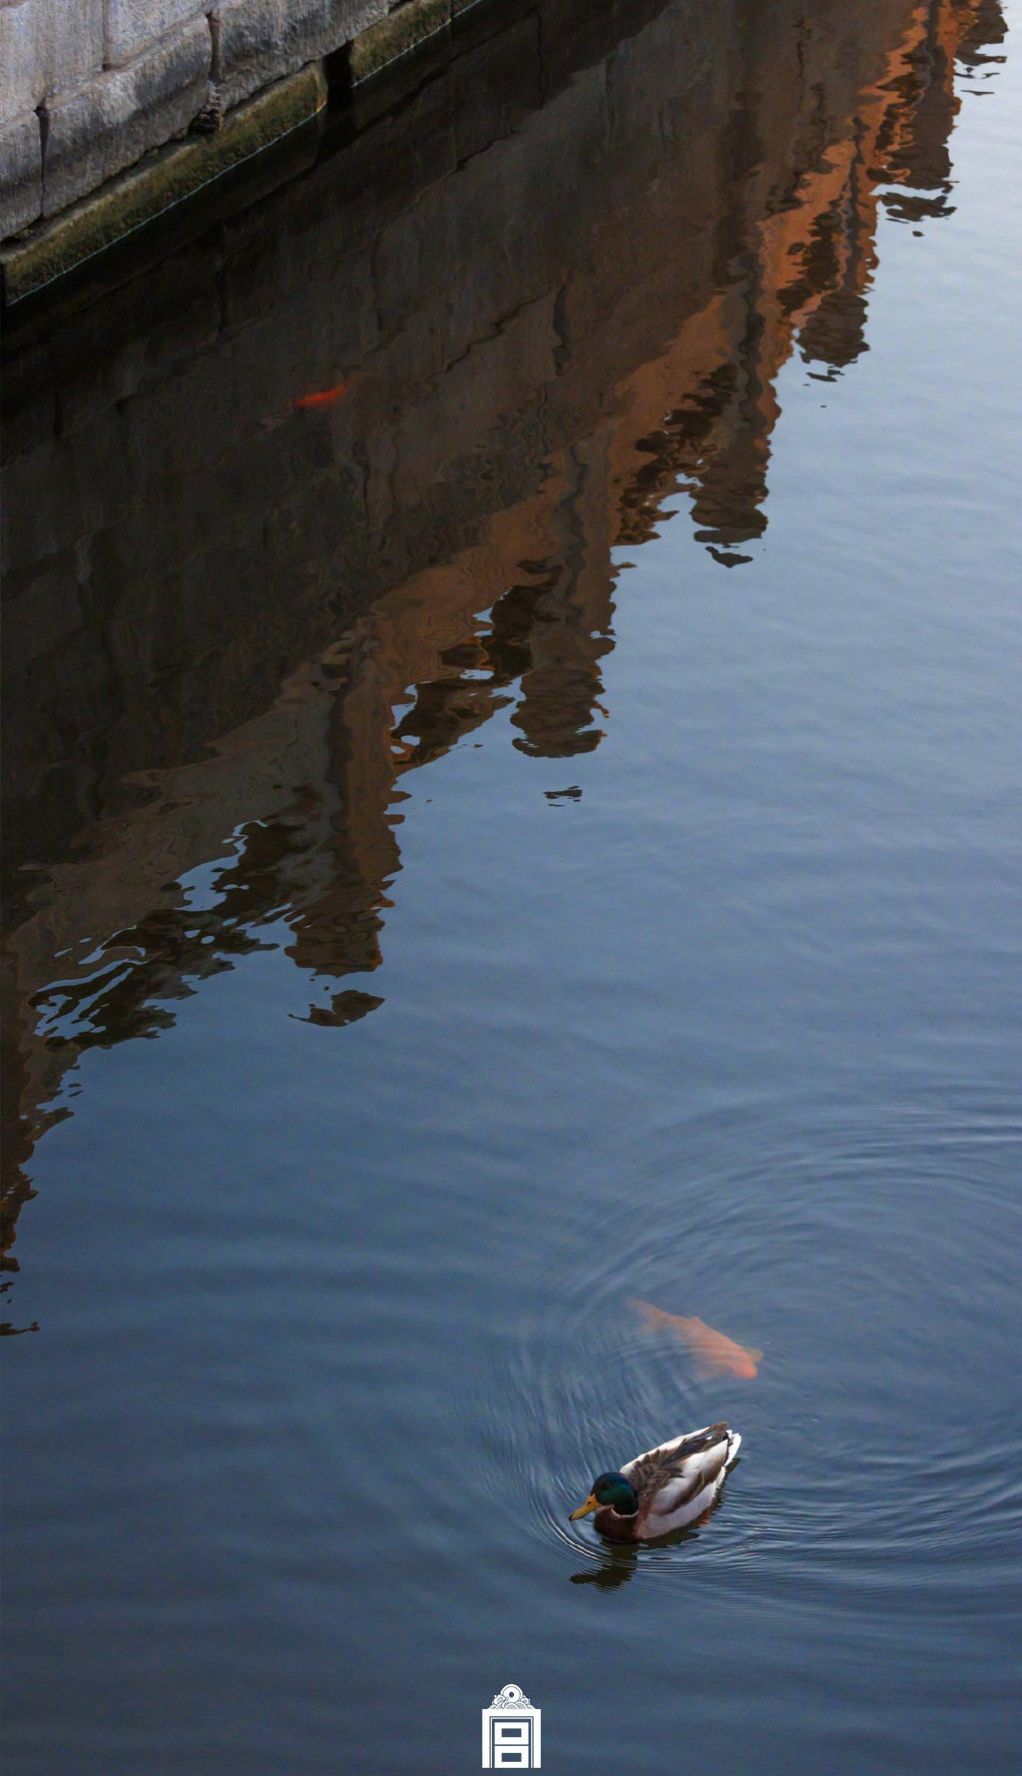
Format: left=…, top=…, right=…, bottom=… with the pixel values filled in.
left=0, top=0, right=466, bottom=238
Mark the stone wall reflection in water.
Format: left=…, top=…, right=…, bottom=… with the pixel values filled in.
left=0, top=0, right=1005, bottom=1293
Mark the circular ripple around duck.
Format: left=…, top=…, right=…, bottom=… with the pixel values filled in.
left=487, top=1101, right=1021, bottom=1594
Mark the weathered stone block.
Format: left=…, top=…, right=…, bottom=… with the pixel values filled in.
left=42, top=16, right=210, bottom=217
left=0, top=0, right=104, bottom=128
left=104, top=1, right=208, bottom=69
left=0, top=3, right=38, bottom=130
left=212, top=0, right=388, bottom=110
left=2, top=63, right=324, bottom=299
left=209, top=0, right=282, bottom=97
left=0, top=108, right=42, bottom=234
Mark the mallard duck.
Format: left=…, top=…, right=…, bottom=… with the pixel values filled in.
left=569, top=1420, right=742, bottom=1542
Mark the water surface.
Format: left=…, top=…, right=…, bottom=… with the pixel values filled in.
left=2, top=0, right=1020, bottom=1770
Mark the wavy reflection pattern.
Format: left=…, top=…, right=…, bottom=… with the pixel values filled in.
left=0, top=0, right=1006, bottom=1297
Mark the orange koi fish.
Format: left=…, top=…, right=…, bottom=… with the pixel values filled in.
left=631, top=1299, right=762, bottom=1378
left=294, top=378, right=355, bottom=410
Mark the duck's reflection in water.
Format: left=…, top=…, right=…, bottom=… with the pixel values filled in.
left=569, top=1549, right=640, bottom=1589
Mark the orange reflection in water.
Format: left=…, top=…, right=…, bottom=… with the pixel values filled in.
left=0, top=0, right=1005, bottom=1297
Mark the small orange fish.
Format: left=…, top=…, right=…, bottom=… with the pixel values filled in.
left=631, top=1299, right=762, bottom=1378
left=294, top=378, right=355, bottom=411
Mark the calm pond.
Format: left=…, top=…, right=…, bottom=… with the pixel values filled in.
left=2, top=0, right=1019, bottom=1770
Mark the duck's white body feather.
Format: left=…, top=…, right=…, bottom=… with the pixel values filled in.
left=620, top=1421, right=742, bottom=1535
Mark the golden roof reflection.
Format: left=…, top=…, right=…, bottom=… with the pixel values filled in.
left=0, top=0, right=1005, bottom=1295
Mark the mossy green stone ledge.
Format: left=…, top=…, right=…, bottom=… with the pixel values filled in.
left=0, top=64, right=328, bottom=309
left=349, top=0, right=455, bottom=83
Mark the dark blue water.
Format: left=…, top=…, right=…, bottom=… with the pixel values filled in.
left=2, top=1, right=1020, bottom=1771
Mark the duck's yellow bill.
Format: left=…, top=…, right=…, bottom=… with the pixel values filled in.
left=569, top=1494, right=600, bottom=1521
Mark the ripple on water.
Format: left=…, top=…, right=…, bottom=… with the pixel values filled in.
left=479, top=1102, right=1021, bottom=1595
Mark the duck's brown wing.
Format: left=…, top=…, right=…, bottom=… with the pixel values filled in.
left=622, top=1422, right=739, bottom=1526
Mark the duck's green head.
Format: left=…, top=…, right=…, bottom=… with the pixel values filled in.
left=569, top=1472, right=638, bottom=1520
